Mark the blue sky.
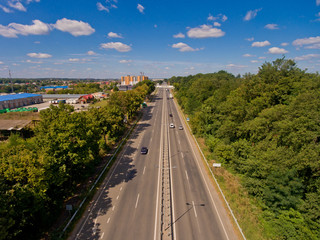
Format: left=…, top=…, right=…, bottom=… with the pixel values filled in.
left=1, top=0, right=320, bottom=79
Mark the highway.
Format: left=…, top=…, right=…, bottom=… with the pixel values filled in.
left=68, top=86, right=239, bottom=240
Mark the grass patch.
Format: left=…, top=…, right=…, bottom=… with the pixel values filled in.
left=0, top=111, right=40, bottom=120
left=196, top=136, right=267, bottom=240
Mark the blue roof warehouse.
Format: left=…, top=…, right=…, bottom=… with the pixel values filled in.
left=0, top=93, right=43, bottom=110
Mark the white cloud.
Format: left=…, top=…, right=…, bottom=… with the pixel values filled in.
left=8, top=1, right=26, bottom=12
left=173, top=33, right=185, bottom=38
left=213, top=22, right=221, bottom=27
left=119, top=60, right=132, bottom=63
left=87, top=50, right=96, bottom=55
left=27, top=52, right=52, bottom=58
left=53, top=18, right=95, bottom=36
left=187, top=24, right=225, bottom=38
left=100, top=42, right=132, bottom=52
left=0, top=4, right=12, bottom=13
left=26, top=59, right=42, bottom=64
left=0, top=61, right=3, bottom=64
left=281, top=42, right=289, bottom=46
left=246, top=37, right=254, bottom=41
left=207, top=13, right=228, bottom=22
left=97, top=2, right=109, bottom=12
left=305, top=43, right=320, bottom=49
left=251, top=60, right=259, bottom=63
left=268, top=47, right=288, bottom=54
left=9, top=20, right=50, bottom=36
left=69, top=58, right=80, bottom=62
left=137, top=4, right=144, bottom=14
left=252, top=40, right=271, bottom=47
left=264, top=24, right=279, bottom=30
left=243, top=53, right=255, bottom=57
left=244, top=9, right=261, bottom=21
left=0, top=24, right=18, bottom=38
left=258, top=56, right=266, bottom=59
left=97, top=1, right=117, bottom=12
left=172, top=42, right=201, bottom=52
left=294, top=54, right=320, bottom=61
left=226, top=64, right=247, bottom=68
left=108, top=32, right=123, bottom=38
left=317, top=0, right=320, bottom=6
left=292, top=36, right=320, bottom=46
left=154, top=24, right=157, bottom=28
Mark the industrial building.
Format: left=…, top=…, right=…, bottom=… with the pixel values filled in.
left=0, top=93, right=43, bottom=110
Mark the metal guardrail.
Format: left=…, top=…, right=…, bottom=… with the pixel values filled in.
left=173, top=98, right=247, bottom=240
left=60, top=117, right=140, bottom=238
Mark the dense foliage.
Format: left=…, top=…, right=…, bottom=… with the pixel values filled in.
left=0, top=82, right=154, bottom=240
left=170, top=59, right=320, bottom=239
left=46, top=83, right=103, bottom=94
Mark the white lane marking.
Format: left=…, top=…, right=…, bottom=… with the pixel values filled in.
left=116, top=195, right=119, bottom=200
left=185, top=170, right=189, bottom=181
left=150, top=137, right=153, bottom=142
left=135, top=193, right=140, bottom=209
left=181, top=152, right=184, bottom=158
left=107, top=218, right=110, bottom=224
left=120, top=187, right=122, bottom=191
left=192, top=201, right=198, bottom=218
left=112, top=206, right=115, bottom=211
left=154, top=90, right=164, bottom=240
left=100, top=232, right=104, bottom=239
left=178, top=139, right=181, bottom=145
left=174, top=100, right=231, bottom=240
left=143, top=166, right=146, bottom=175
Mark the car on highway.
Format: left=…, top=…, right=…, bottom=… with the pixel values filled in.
left=170, top=123, right=175, bottom=128
left=141, top=147, right=148, bottom=154
left=179, top=125, right=183, bottom=130
left=169, top=113, right=173, bottom=117
left=186, top=117, right=190, bottom=121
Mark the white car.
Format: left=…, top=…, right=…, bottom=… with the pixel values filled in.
left=170, top=123, right=175, bottom=128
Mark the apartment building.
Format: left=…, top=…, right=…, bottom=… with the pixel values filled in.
left=121, top=75, right=148, bottom=86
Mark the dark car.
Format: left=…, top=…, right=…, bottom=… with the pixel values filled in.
left=169, top=113, right=173, bottom=117
left=141, top=147, right=148, bottom=154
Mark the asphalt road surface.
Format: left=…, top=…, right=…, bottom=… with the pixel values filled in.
left=68, top=87, right=239, bottom=240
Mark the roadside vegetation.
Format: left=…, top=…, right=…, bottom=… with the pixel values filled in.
left=169, top=58, right=320, bottom=239
left=0, top=80, right=154, bottom=240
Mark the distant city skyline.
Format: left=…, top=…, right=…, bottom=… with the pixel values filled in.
left=1, top=0, right=320, bottom=78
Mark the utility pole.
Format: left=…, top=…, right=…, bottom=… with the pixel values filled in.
left=9, top=69, right=13, bottom=93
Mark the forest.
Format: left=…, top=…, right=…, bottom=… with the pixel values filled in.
left=170, top=58, right=320, bottom=239
left=0, top=81, right=154, bottom=239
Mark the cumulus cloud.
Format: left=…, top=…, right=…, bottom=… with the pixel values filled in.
left=292, top=36, right=320, bottom=46
left=8, top=1, right=26, bottom=12
left=244, top=9, right=261, bottom=21
left=137, top=4, right=144, bottom=14
left=268, top=47, right=288, bottom=54
left=213, top=22, right=221, bottom=27
left=119, top=60, right=132, bottom=63
left=53, top=18, right=95, bottom=36
left=172, top=42, right=201, bottom=52
left=187, top=24, right=225, bottom=38
left=27, top=52, right=52, bottom=58
left=251, top=60, right=259, bottom=63
left=100, top=42, right=132, bottom=52
left=173, top=33, right=185, bottom=38
left=0, top=4, right=12, bottom=13
left=264, top=24, right=279, bottom=30
left=69, top=58, right=80, bottom=62
left=252, top=40, right=271, bottom=47
left=87, top=51, right=96, bottom=55
left=294, top=54, right=320, bottom=61
left=0, top=20, right=50, bottom=38
left=281, top=42, right=289, bottom=46
left=0, top=61, right=3, bottom=64
left=258, top=56, right=266, bottom=59
left=108, top=32, right=123, bottom=38
left=26, top=59, right=42, bottom=64
left=243, top=53, right=255, bottom=57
